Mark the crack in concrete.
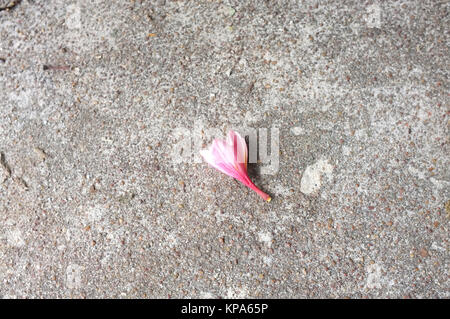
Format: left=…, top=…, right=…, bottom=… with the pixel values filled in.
left=0, top=152, right=12, bottom=181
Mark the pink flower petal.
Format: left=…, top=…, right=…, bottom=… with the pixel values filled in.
left=200, top=130, right=271, bottom=202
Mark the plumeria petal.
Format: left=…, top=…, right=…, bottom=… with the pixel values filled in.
left=200, top=149, right=240, bottom=180
left=200, top=130, right=271, bottom=202
left=228, top=130, right=248, bottom=172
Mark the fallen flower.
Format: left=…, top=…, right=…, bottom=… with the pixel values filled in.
left=200, top=130, right=271, bottom=202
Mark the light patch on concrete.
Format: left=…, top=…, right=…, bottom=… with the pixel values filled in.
left=430, top=177, right=450, bottom=190
left=244, top=110, right=263, bottom=124
left=65, top=4, right=81, bottom=29
left=366, top=263, right=383, bottom=289
left=66, top=264, right=82, bottom=289
left=284, top=202, right=295, bottom=212
left=354, top=129, right=368, bottom=140
left=300, top=159, right=334, bottom=195
left=263, top=256, right=273, bottom=265
left=200, top=291, right=215, bottom=298
left=430, top=242, right=446, bottom=252
left=214, top=210, right=244, bottom=225
left=227, top=286, right=249, bottom=299
left=7, top=229, right=25, bottom=247
left=290, top=127, right=305, bottom=135
left=258, top=231, right=273, bottom=248
left=86, top=205, right=105, bottom=223
left=164, top=232, right=178, bottom=249
left=408, top=165, right=427, bottom=180
left=342, top=145, right=351, bottom=156
left=8, top=90, right=32, bottom=110
left=100, top=251, right=112, bottom=267
left=272, top=184, right=291, bottom=197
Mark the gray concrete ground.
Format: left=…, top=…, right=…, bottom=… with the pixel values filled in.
left=0, top=0, right=448, bottom=298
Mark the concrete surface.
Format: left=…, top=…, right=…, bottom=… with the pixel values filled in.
left=0, top=0, right=448, bottom=298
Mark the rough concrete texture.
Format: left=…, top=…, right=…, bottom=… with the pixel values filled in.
left=0, top=0, right=448, bottom=298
